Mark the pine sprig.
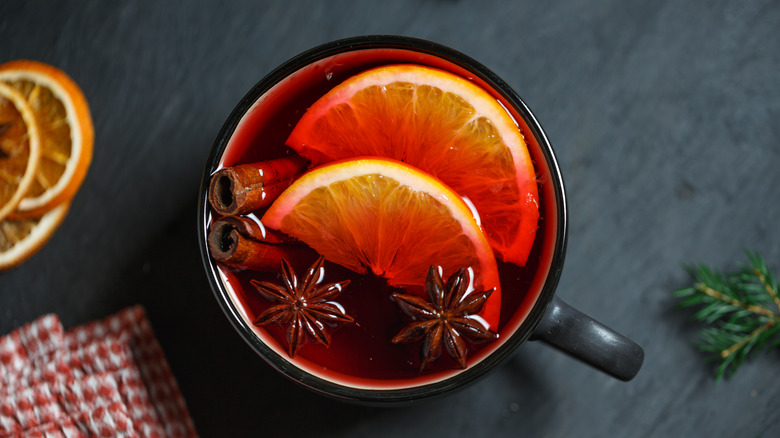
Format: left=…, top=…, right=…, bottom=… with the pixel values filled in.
left=674, top=251, right=780, bottom=381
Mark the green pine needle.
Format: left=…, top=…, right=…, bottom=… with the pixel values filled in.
left=674, top=251, right=780, bottom=382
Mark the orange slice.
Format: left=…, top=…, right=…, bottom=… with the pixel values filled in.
left=287, top=64, right=539, bottom=266
left=262, top=158, right=501, bottom=328
left=0, top=82, right=41, bottom=222
left=0, top=202, right=69, bottom=270
left=0, top=60, right=93, bottom=217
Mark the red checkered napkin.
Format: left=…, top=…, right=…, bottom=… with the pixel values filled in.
left=0, top=306, right=197, bottom=438
left=0, top=314, right=63, bottom=390
left=14, top=416, right=82, bottom=438
left=61, top=337, right=166, bottom=437
left=1, top=372, right=136, bottom=437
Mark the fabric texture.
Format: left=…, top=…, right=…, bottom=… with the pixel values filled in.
left=0, top=306, right=197, bottom=438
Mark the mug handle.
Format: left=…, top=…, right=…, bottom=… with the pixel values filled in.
left=530, top=296, right=644, bottom=381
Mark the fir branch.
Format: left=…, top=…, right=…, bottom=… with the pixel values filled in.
left=674, top=251, right=780, bottom=382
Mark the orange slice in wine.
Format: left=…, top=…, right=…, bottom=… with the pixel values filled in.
left=262, top=158, right=501, bottom=328
left=287, top=65, right=539, bottom=266
left=0, top=82, right=41, bottom=222
left=0, top=60, right=94, bottom=217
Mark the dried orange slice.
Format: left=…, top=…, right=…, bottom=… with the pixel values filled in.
left=0, top=60, right=93, bottom=217
left=0, top=82, right=41, bottom=222
left=0, top=202, right=69, bottom=270
left=262, top=158, right=501, bottom=328
left=287, top=65, right=539, bottom=267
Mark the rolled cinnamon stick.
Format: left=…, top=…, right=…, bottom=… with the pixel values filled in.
left=208, top=155, right=309, bottom=216
left=216, top=215, right=294, bottom=245
left=208, top=216, right=316, bottom=272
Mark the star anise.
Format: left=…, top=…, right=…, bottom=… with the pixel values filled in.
left=250, top=256, right=353, bottom=357
left=391, top=266, right=498, bottom=370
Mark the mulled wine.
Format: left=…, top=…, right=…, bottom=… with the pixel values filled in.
left=203, top=39, right=562, bottom=391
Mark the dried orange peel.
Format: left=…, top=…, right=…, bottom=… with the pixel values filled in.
left=0, top=202, right=69, bottom=270
left=0, top=60, right=93, bottom=218
left=0, top=82, right=41, bottom=222
left=0, top=60, right=93, bottom=270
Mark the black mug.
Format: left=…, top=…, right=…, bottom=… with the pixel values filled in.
left=197, top=35, right=644, bottom=404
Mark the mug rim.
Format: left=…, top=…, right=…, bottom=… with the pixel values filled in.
left=197, top=35, right=568, bottom=404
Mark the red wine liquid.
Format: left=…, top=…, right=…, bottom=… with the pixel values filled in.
left=213, top=48, right=558, bottom=389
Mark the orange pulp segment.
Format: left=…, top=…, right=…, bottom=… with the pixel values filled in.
left=286, top=64, right=539, bottom=266
left=0, top=82, right=41, bottom=221
left=262, top=158, right=501, bottom=328
left=0, top=60, right=94, bottom=217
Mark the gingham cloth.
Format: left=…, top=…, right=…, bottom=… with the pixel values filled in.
left=0, top=306, right=198, bottom=437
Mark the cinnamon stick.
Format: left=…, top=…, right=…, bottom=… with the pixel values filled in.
left=208, top=155, right=309, bottom=216
left=207, top=216, right=316, bottom=272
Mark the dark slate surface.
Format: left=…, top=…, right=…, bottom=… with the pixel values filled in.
left=2, top=1, right=779, bottom=436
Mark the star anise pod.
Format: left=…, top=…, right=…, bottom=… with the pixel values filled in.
left=251, top=256, right=353, bottom=357
left=391, top=266, right=498, bottom=370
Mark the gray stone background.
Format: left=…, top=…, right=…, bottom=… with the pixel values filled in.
left=1, top=0, right=778, bottom=436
